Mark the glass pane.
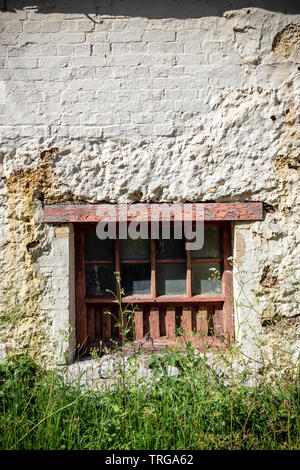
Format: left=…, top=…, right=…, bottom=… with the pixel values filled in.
left=157, top=263, right=186, bottom=296
left=120, top=238, right=150, bottom=260
left=191, top=226, right=221, bottom=259
left=121, top=264, right=151, bottom=296
left=85, top=264, right=115, bottom=297
left=156, top=225, right=185, bottom=260
left=192, top=263, right=222, bottom=294
left=85, top=226, right=114, bottom=261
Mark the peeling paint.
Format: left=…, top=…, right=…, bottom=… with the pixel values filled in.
left=235, top=232, right=246, bottom=267
left=259, top=265, right=280, bottom=289
left=0, top=149, right=78, bottom=364
left=272, top=24, right=300, bottom=59
left=274, top=155, right=300, bottom=173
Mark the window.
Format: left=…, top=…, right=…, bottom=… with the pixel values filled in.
left=75, top=221, right=234, bottom=352
left=81, top=223, right=224, bottom=301
left=45, top=202, right=263, bottom=353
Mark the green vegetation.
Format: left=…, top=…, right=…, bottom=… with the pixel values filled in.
left=1, top=272, right=299, bottom=450
left=0, top=344, right=299, bottom=450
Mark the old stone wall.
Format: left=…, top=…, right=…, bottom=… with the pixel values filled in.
left=0, top=0, right=299, bottom=366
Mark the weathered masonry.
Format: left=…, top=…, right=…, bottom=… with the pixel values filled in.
left=0, top=1, right=299, bottom=366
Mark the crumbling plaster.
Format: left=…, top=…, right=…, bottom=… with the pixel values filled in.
left=0, top=1, right=299, bottom=366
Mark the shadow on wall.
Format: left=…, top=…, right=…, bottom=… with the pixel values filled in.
left=1, top=0, right=300, bottom=17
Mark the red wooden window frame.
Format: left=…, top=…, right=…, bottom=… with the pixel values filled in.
left=75, top=221, right=234, bottom=352
left=78, top=221, right=230, bottom=304
left=44, top=202, right=262, bottom=352
left=45, top=202, right=262, bottom=223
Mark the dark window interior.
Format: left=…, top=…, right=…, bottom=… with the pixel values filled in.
left=82, top=223, right=223, bottom=299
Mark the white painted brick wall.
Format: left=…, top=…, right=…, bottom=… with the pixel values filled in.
left=0, top=1, right=297, bottom=141
left=0, top=0, right=299, bottom=365
left=38, top=224, right=76, bottom=364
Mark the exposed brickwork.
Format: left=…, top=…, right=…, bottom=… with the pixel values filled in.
left=0, top=1, right=299, bottom=366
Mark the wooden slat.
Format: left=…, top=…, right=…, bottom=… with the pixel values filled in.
left=222, top=270, right=234, bottom=342
left=196, top=308, right=208, bottom=336
left=159, top=307, right=166, bottom=337
left=85, top=260, right=114, bottom=264
left=87, top=306, right=95, bottom=343
left=166, top=306, right=176, bottom=338
left=85, top=258, right=221, bottom=265
left=45, top=202, right=263, bottom=222
left=155, top=259, right=186, bottom=264
left=149, top=307, right=160, bottom=339
left=125, top=310, right=133, bottom=340
left=75, top=225, right=87, bottom=350
left=207, top=305, right=215, bottom=336
left=114, top=237, right=121, bottom=299
left=186, top=244, right=192, bottom=298
left=222, top=223, right=234, bottom=342
left=182, top=306, right=192, bottom=338
left=115, top=305, right=123, bottom=339
left=143, top=307, right=150, bottom=338
left=191, top=258, right=222, bottom=264
left=120, top=259, right=150, bottom=264
left=111, top=305, right=120, bottom=338
left=222, top=222, right=232, bottom=271
left=85, top=295, right=225, bottom=304
left=102, top=308, right=112, bottom=339
left=213, top=308, right=225, bottom=338
left=95, top=307, right=102, bottom=338
left=134, top=308, right=144, bottom=341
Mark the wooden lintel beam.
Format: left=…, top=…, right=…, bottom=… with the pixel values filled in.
left=44, top=202, right=263, bottom=223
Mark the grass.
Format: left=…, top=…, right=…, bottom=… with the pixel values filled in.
left=0, top=344, right=299, bottom=450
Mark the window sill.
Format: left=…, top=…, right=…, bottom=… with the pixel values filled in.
left=88, top=335, right=226, bottom=352
left=85, top=294, right=225, bottom=304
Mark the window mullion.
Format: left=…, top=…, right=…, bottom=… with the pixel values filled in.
left=186, top=240, right=192, bottom=298
left=76, top=225, right=87, bottom=349
left=115, top=229, right=121, bottom=299
left=151, top=238, right=156, bottom=298
left=221, top=223, right=231, bottom=271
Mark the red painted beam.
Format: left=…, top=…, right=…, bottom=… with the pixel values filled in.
left=44, top=202, right=263, bottom=223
